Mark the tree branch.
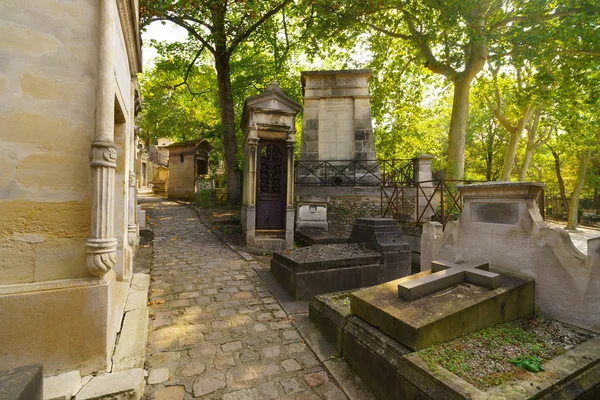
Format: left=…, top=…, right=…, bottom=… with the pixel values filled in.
left=402, top=11, right=457, bottom=79
left=171, top=46, right=206, bottom=95
left=165, top=16, right=216, bottom=54
left=490, top=9, right=583, bottom=31
left=228, top=0, right=292, bottom=55
left=365, top=22, right=411, bottom=40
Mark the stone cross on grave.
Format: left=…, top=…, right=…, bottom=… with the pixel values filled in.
left=398, top=260, right=502, bottom=301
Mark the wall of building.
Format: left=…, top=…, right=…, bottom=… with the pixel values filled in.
left=168, top=147, right=197, bottom=199
left=0, top=0, right=137, bottom=376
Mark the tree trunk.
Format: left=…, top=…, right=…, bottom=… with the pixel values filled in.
left=548, top=145, right=569, bottom=217
left=485, top=124, right=494, bottom=181
left=500, top=130, right=519, bottom=181
left=566, top=150, right=590, bottom=230
left=500, top=106, right=535, bottom=181
left=214, top=52, right=241, bottom=204
left=519, top=147, right=533, bottom=181
left=447, top=78, right=471, bottom=179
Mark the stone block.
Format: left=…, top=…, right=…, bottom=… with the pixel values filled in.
left=351, top=271, right=535, bottom=350
left=44, top=370, right=82, bottom=400
left=0, top=364, right=43, bottom=400
left=304, top=119, right=318, bottom=131
left=75, top=369, right=145, bottom=400
left=0, top=240, right=35, bottom=284
left=111, top=308, right=149, bottom=372
left=0, top=281, right=109, bottom=376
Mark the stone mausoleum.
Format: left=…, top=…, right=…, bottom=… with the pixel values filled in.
left=0, top=0, right=144, bottom=381
left=241, top=82, right=301, bottom=251
left=166, top=139, right=211, bottom=199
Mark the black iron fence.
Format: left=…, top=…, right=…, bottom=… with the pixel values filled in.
left=295, top=159, right=414, bottom=187
left=382, top=179, right=546, bottom=227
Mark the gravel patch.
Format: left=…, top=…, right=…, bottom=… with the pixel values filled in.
left=417, top=316, right=594, bottom=389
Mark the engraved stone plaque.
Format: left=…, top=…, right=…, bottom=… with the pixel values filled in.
left=471, top=202, right=519, bottom=225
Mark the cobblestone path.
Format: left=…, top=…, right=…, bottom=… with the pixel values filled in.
left=142, top=197, right=348, bottom=400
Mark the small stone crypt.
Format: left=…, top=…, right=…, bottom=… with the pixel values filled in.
left=309, top=182, right=600, bottom=399
left=241, top=82, right=301, bottom=252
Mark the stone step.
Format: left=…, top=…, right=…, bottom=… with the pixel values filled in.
left=112, top=273, right=150, bottom=372
left=74, top=369, right=145, bottom=400
left=44, top=370, right=81, bottom=400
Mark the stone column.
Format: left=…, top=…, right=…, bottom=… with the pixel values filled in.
left=242, top=136, right=259, bottom=246
left=127, top=83, right=139, bottom=251
left=285, top=139, right=296, bottom=248
left=86, top=0, right=117, bottom=278
left=413, top=154, right=435, bottom=222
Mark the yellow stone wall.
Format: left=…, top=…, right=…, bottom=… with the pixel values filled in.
left=0, top=0, right=98, bottom=284
left=0, top=0, right=139, bottom=376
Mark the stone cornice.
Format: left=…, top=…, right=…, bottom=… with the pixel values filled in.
left=116, top=0, right=142, bottom=76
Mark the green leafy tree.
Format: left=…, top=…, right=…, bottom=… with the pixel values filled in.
left=310, top=0, right=592, bottom=179
left=140, top=0, right=294, bottom=204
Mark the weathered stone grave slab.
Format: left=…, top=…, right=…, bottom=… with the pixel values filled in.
left=311, top=290, right=600, bottom=400
left=294, top=229, right=348, bottom=247
left=351, top=270, right=534, bottom=350
left=421, top=181, right=600, bottom=333
left=271, top=244, right=383, bottom=301
left=271, top=218, right=411, bottom=300
left=398, top=260, right=501, bottom=301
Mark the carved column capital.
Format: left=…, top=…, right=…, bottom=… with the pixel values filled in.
left=86, top=238, right=118, bottom=277
left=89, top=141, right=117, bottom=168
left=86, top=140, right=118, bottom=277
left=129, top=172, right=137, bottom=187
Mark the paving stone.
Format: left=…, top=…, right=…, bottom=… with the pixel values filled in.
left=263, top=362, right=281, bottom=377
left=222, top=388, right=254, bottom=400
left=256, top=382, right=280, bottom=399
left=151, top=385, right=185, bottom=400
left=286, top=342, right=308, bottom=354
left=282, top=330, right=302, bottom=342
left=221, top=341, right=242, bottom=352
left=214, top=356, right=236, bottom=369
left=149, top=352, right=181, bottom=368
left=262, top=345, right=281, bottom=359
left=232, top=366, right=258, bottom=383
left=281, top=358, right=302, bottom=372
left=240, top=350, right=260, bottom=363
left=193, top=373, right=227, bottom=397
left=148, top=368, right=169, bottom=384
left=298, top=354, right=320, bottom=369
left=280, top=377, right=306, bottom=395
left=304, top=371, right=329, bottom=388
left=180, top=362, right=206, bottom=377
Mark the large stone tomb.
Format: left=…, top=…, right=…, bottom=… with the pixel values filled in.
left=310, top=291, right=600, bottom=400
left=271, top=218, right=411, bottom=300
left=422, top=181, right=600, bottom=333
left=351, top=267, right=533, bottom=351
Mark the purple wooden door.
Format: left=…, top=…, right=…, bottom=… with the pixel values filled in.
left=256, top=141, right=286, bottom=230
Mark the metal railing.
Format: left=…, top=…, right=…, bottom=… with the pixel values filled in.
left=383, top=179, right=546, bottom=227
left=294, top=159, right=414, bottom=187
left=381, top=179, right=483, bottom=227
